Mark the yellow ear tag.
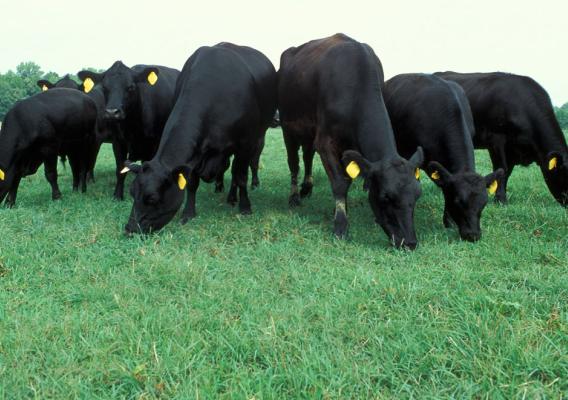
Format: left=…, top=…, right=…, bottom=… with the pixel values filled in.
left=42, top=85, right=48, bottom=92
left=415, top=168, right=420, bottom=180
left=0, top=168, right=5, bottom=181
left=83, top=77, right=94, bottom=93
left=548, top=157, right=558, bottom=171
left=177, top=173, right=187, bottom=190
left=346, top=161, right=360, bottom=179
left=431, top=170, right=440, bottom=180
left=488, top=180, right=498, bottom=195
left=147, top=71, right=158, bottom=86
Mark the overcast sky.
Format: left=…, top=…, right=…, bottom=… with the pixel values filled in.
left=2, top=0, right=567, bottom=105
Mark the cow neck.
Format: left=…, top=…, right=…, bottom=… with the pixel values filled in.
left=534, top=114, right=568, bottom=159
left=154, top=106, right=204, bottom=171
left=356, top=101, right=399, bottom=163
left=443, top=119, right=477, bottom=174
left=0, top=118, right=18, bottom=169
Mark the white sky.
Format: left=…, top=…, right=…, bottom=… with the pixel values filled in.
left=2, top=0, right=567, bottom=105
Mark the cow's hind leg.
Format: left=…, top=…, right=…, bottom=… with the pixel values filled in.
left=283, top=133, right=301, bottom=207
left=300, top=142, right=316, bottom=198
left=181, top=170, right=200, bottom=224
left=44, top=155, right=62, bottom=200
left=250, top=137, right=265, bottom=189
left=67, top=153, right=81, bottom=192
left=230, top=151, right=253, bottom=215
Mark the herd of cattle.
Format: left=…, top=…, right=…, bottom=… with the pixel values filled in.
left=0, top=34, right=566, bottom=249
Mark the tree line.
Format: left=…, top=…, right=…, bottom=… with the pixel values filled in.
left=0, top=62, right=103, bottom=122
left=1, top=61, right=568, bottom=130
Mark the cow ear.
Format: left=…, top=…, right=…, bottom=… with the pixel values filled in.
left=135, top=67, right=159, bottom=86
left=37, top=80, right=53, bottom=91
left=546, top=151, right=564, bottom=171
left=341, top=150, right=372, bottom=179
left=427, top=161, right=451, bottom=186
left=121, top=160, right=142, bottom=175
left=408, top=146, right=425, bottom=168
left=78, top=70, right=103, bottom=94
left=484, top=168, right=504, bottom=195
left=172, top=166, right=191, bottom=190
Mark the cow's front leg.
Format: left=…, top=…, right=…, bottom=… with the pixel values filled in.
left=112, top=140, right=128, bottom=200
left=5, top=175, right=22, bottom=208
left=181, top=171, right=200, bottom=224
left=319, top=145, right=351, bottom=239
left=488, top=140, right=511, bottom=204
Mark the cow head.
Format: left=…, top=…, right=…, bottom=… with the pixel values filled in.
left=36, top=75, right=80, bottom=91
left=78, top=62, right=159, bottom=122
left=342, top=147, right=424, bottom=250
left=123, top=160, right=187, bottom=234
left=427, top=161, right=504, bottom=241
left=543, top=152, right=568, bottom=206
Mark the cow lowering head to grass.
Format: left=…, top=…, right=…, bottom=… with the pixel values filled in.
left=341, top=149, right=424, bottom=249
left=278, top=33, right=423, bottom=249
left=123, top=43, right=277, bottom=234
left=435, top=71, right=568, bottom=207
left=384, top=73, right=506, bottom=242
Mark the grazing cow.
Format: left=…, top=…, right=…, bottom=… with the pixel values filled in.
left=384, top=73, right=504, bottom=241
left=123, top=43, right=277, bottom=234
left=77, top=62, right=180, bottom=200
left=435, top=71, right=568, bottom=206
left=36, top=75, right=109, bottom=181
left=0, top=89, right=97, bottom=206
left=278, top=33, right=424, bottom=249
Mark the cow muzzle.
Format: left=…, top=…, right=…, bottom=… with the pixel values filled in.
left=104, top=108, right=126, bottom=121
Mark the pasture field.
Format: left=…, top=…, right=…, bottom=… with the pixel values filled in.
left=0, top=128, right=566, bottom=399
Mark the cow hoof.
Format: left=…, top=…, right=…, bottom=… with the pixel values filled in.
left=289, top=193, right=301, bottom=207
left=113, top=194, right=124, bottom=201
left=251, top=179, right=260, bottom=189
left=52, top=192, right=62, bottom=200
left=180, top=214, right=196, bottom=225
left=494, top=196, right=507, bottom=205
left=333, top=229, right=348, bottom=240
left=72, top=186, right=79, bottom=192
left=300, top=183, right=313, bottom=198
left=240, top=207, right=252, bottom=215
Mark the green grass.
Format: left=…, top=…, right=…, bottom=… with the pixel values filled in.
left=0, top=128, right=567, bottom=399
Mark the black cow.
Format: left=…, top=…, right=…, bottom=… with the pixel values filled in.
left=278, top=34, right=424, bottom=249
left=0, top=89, right=97, bottom=206
left=36, top=74, right=109, bottom=181
left=37, top=74, right=78, bottom=91
left=122, top=43, right=277, bottom=234
left=435, top=71, right=568, bottom=206
left=77, top=62, right=180, bottom=200
left=384, top=73, right=504, bottom=241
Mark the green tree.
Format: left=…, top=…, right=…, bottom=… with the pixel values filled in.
left=555, top=103, right=568, bottom=130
